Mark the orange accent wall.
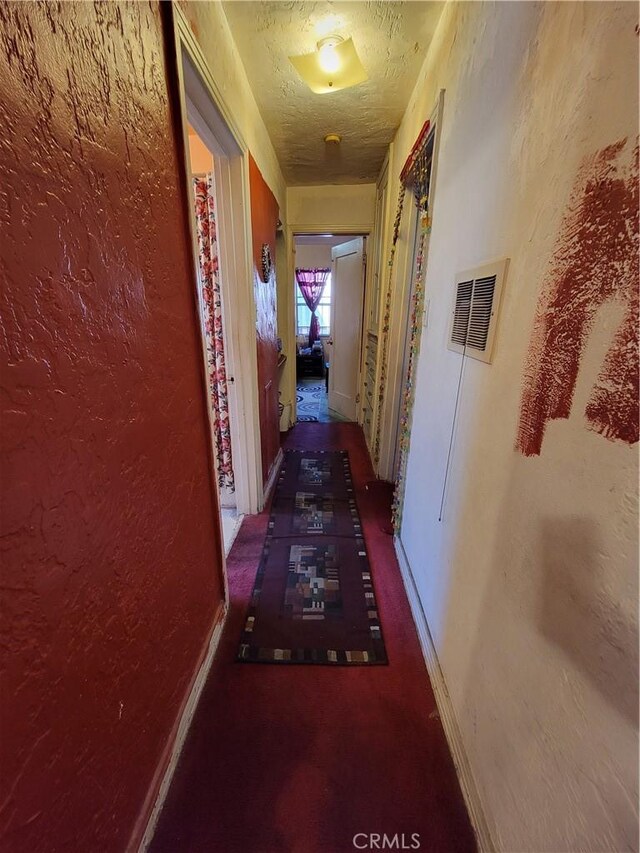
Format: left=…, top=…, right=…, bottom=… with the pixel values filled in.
left=0, top=4, right=224, bottom=850
left=248, top=155, right=280, bottom=485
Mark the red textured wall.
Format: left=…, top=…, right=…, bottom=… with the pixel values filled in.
left=0, top=4, right=225, bottom=851
left=248, top=155, right=281, bottom=485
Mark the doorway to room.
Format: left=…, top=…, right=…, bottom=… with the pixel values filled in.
left=185, top=125, right=242, bottom=552
left=293, top=234, right=367, bottom=423
left=171, top=20, right=265, bottom=553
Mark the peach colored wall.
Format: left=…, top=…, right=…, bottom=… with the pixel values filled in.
left=387, top=2, right=639, bottom=851
left=188, top=129, right=213, bottom=174
left=0, top=3, right=225, bottom=850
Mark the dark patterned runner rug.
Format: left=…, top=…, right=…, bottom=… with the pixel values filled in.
left=237, top=450, right=388, bottom=665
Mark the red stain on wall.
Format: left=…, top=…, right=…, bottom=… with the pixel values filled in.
left=0, top=4, right=224, bottom=851
left=248, top=155, right=281, bottom=485
left=516, top=138, right=639, bottom=456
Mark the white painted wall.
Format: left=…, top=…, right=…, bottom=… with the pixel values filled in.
left=287, top=184, right=376, bottom=232
left=390, top=3, right=639, bottom=851
left=181, top=1, right=286, bottom=211
left=295, top=239, right=345, bottom=272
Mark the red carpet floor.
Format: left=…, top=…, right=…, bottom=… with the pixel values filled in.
left=151, top=423, right=476, bottom=853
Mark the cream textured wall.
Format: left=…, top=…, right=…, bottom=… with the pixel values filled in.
left=181, top=1, right=286, bottom=211
left=287, top=184, right=376, bottom=232
left=390, top=2, right=638, bottom=851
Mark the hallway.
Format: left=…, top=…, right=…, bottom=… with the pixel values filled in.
left=1, top=2, right=637, bottom=851
left=151, top=423, right=475, bottom=853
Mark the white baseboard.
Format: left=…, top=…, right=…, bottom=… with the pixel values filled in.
left=394, top=536, right=496, bottom=853
left=134, top=605, right=228, bottom=852
left=262, top=447, right=284, bottom=507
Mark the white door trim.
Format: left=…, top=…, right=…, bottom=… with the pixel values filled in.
left=361, top=148, right=392, bottom=435
left=171, top=3, right=262, bottom=516
left=329, top=237, right=366, bottom=421
left=391, top=201, right=421, bottom=479
left=288, top=226, right=371, bottom=423
left=360, top=147, right=395, bottom=440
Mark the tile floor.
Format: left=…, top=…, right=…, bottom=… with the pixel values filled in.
left=296, top=377, right=350, bottom=423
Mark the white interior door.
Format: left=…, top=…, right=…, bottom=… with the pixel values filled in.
left=328, top=238, right=365, bottom=421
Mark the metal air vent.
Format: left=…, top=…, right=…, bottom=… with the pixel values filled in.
left=448, top=259, right=509, bottom=363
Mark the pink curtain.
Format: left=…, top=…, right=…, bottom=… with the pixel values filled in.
left=193, top=174, right=234, bottom=492
left=296, top=268, right=330, bottom=347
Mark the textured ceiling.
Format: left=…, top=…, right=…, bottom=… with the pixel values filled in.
left=222, top=1, right=444, bottom=185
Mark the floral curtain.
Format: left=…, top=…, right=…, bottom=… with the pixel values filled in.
left=193, top=174, right=234, bottom=492
left=296, top=268, right=330, bottom=346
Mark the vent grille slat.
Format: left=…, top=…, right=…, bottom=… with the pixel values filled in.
left=466, top=275, right=496, bottom=351
left=450, top=280, right=473, bottom=346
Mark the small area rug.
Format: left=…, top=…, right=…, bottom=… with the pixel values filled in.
left=238, top=450, right=388, bottom=665
left=296, top=380, right=324, bottom=422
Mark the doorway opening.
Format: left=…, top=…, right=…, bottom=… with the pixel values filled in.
left=172, top=21, right=264, bottom=551
left=392, top=117, right=438, bottom=482
left=185, top=124, right=242, bottom=553
left=293, top=234, right=367, bottom=423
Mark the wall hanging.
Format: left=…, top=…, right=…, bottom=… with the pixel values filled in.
left=260, top=243, right=273, bottom=283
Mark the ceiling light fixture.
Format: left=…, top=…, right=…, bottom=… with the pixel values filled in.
left=289, top=35, right=367, bottom=95
left=317, top=37, right=341, bottom=74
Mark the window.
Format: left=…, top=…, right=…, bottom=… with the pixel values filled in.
left=296, top=274, right=332, bottom=337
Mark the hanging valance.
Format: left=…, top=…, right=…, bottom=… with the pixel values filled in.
left=400, top=120, right=432, bottom=209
